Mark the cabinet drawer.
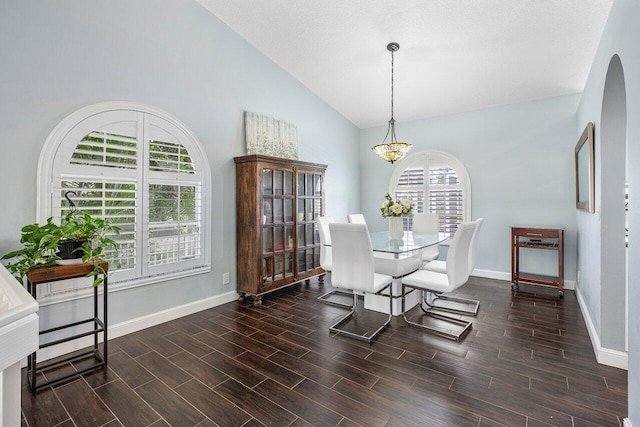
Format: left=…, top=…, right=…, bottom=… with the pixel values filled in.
left=512, top=228, right=559, bottom=239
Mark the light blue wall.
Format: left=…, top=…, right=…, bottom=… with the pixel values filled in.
left=577, top=0, right=639, bottom=421
left=0, top=1, right=360, bottom=327
left=360, top=95, right=580, bottom=280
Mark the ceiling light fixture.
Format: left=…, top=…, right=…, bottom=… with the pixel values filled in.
left=372, top=42, right=412, bottom=164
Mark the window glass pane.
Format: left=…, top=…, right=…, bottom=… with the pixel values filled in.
left=306, top=224, right=313, bottom=246
left=297, top=199, right=305, bottom=222
left=273, top=198, right=283, bottom=224
left=305, top=199, right=314, bottom=221
left=430, top=189, right=463, bottom=234
left=149, top=140, right=195, bottom=174
left=263, top=169, right=273, bottom=195
left=306, top=250, right=313, bottom=270
left=71, top=130, right=138, bottom=169
left=284, top=253, right=293, bottom=277
left=274, top=254, right=283, bottom=281
left=284, top=199, right=293, bottom=222
left=313, top=199, right=322, bottom=220
left=306, top=173, right=313, bottom=195
left=274, top=226, right=284, bottom=251
left=284, top=171, right=293, bottom=195
left=285, top=226, right=293, bottom=250
left=263, top=198, right=273, bottom=224
left=263, top=227, right=273, bottom=254
left=314, top=174, right=322, bottom=195
left=297, top=250, right=305, bottom=272
left=274, top=170, right=283, bottom=195
left=147, top=183, right=202, bottom=266
left=314, top=248, right=320, bottom=268
left=397, top=166, right=424, bottom=187
left=297, top=225, right=304, bottom=247
left=429, top=166, right=459, bottom=186
left=297, top=173, right=304, bottom=196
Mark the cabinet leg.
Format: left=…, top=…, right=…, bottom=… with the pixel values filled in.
left=237, top=293, right=245, bottom=302
left=511, top=282, right=519, bottom=291
left=318, top=274, right=325, bottom=285
left=253, top=296, right=263, bottom=306
left=558, top=290, right=564, bottom=298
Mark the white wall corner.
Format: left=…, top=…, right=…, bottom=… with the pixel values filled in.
left=575, top=286, right=628, bottom=370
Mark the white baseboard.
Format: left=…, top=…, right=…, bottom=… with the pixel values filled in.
left=575, top=286, right=628, bottom=370
left=624, top=418, right=633, bottom=427
left=472, top=268, right=575, bottom=290
left=31, top=290, right=238, bottom=364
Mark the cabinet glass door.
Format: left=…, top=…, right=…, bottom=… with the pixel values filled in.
left=262, top=167, right=294, bottom=283
left=295, top=171, right=323, bottom=274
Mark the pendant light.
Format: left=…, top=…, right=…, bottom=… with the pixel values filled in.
left=372, top=42, right=412, bottom=164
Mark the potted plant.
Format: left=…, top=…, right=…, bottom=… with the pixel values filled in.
left=1, top=211, right=119, bottom=286
left=380, top=193, right=413, bottom=239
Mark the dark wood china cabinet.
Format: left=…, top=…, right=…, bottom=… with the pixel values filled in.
left=234, top=155, right=326, bottom=304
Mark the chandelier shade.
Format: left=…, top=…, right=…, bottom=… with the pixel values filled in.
left=372, top=42, right=412, bottom=164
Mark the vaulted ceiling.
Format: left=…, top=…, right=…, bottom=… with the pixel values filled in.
left=197, top=0, right=613, bottom=128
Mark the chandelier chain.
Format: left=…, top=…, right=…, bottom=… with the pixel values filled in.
left=390, top=48, right=394, bottom=120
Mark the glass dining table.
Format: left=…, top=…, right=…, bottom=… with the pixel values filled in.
left=366, top=230, right=450, bottom=315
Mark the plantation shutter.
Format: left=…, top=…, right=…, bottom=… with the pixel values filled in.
left=48, top=107, right=208, bottom=287
left=392, top=152, right=468, bottom=234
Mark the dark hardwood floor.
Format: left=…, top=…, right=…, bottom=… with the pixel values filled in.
left=21, top=276, right=628, bottom=426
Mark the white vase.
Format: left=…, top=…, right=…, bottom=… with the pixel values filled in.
left=389, top=216, right=404, bottom=239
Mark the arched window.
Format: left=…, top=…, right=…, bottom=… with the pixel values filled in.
left=38, top=102, right=211, bottom=293
left=389, top=150, right=471, bottom=234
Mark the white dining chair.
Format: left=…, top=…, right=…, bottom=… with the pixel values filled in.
left=316, top=216, right=353, bottom=308
left=412, top=212, right=440, bottom=264
left=421, top=218, right=483, bottom=316
left=347, top=214, right=367, bottom=225
left=328, top=223, right=393, bottom=343
left=401, top=221, right=477, bottom=341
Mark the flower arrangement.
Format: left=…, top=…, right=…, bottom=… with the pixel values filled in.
left=380, top=193, right=413, bottom=218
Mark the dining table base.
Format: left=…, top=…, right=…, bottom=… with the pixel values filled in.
left=367, top=251, right=423, bottom=316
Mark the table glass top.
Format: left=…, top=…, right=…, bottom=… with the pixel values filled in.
left=369, top=231, right=449, bottom=254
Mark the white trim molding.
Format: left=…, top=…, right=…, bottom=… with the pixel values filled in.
left=30, top=290, right=238, bottom=364
left=472, top=268, right=576, bottom=290
left=575, top=285, right=628, bottom=370
left=624, top=418, right=633, bottom=427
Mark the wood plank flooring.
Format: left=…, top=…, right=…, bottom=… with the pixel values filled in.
left=21, top=276, right=628, bottom=426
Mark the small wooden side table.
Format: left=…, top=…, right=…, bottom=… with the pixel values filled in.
left=26, top=261, right=108, bottom=392
left=511, top=226, right=565, bottom=298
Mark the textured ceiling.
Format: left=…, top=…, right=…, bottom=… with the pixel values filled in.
left=196, top=0, right=613, bottom=129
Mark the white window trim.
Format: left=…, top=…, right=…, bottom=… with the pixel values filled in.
left=37, top=101, right=212, bottom=294
left=389, top=149, right=471, bottom=242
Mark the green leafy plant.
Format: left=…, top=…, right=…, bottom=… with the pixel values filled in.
left=1, top=211, right=120, bottom=286
left=1, top=218, right=61, bottom=283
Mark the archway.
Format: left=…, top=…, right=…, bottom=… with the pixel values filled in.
left=599, top=55, right=627, bottom=351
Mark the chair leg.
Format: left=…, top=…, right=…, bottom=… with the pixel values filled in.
left=317, top=288, right=354, bottom=308
left=423, top=291, right=479, bottom=316
left=329, top=285, right=393, bottom=344
left=402, top=284, right=472, bottom=342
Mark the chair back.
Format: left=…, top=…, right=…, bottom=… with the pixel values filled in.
left=468, top=218, right=484, bottom=274
left=329, top=223, right=375, bottom=293
left=412, top=213, right=440, bottom=233
left=445, top=221, right=477, bottom=288
left=347, top=214, right=367, bottom=224
left=317, top=216, right=334, bottom=271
